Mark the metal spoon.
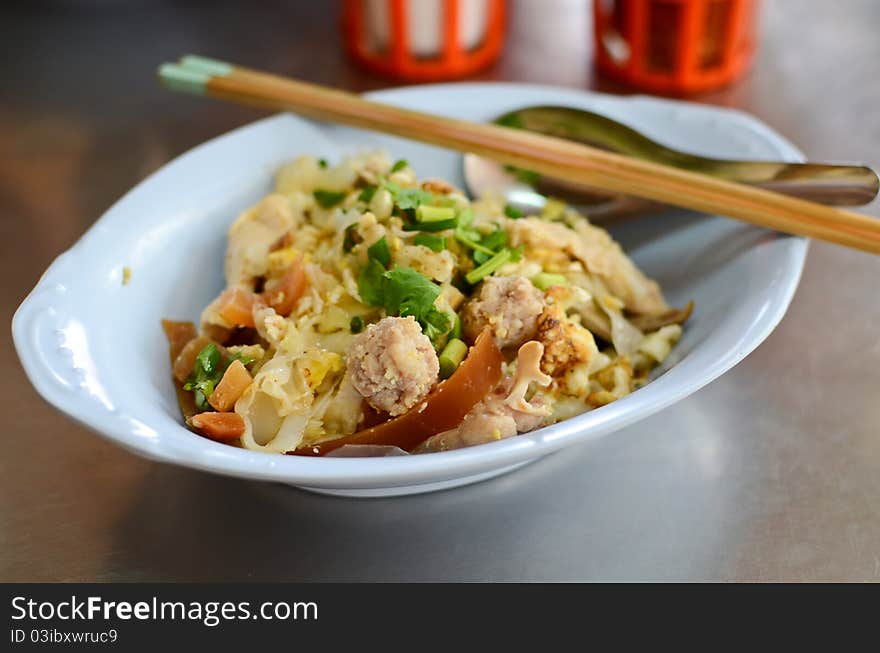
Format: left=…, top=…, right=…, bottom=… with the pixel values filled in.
left=463, top=105, right=879, bottom=220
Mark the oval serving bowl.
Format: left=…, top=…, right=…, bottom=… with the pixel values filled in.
left=12, top=83, right=807, bottom=497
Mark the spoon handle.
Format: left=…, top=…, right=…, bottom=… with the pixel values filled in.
left=501, top=106, right=879, bottom=206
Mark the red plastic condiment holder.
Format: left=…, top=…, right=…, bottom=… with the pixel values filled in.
left=594, top=0, right=759, bottom=94
left=342, top=0, right=506, bottom=81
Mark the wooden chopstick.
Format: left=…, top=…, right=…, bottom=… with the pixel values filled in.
left=159, top=55, right=880, bottom=255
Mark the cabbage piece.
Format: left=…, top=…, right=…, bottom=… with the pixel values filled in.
left=597, top=295, right=644, bottom=357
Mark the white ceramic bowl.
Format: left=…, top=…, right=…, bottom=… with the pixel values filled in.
left=13, top=84, right=807, bottom=497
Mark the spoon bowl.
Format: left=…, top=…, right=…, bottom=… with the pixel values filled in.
left=464, top=105, right=879, bottom=219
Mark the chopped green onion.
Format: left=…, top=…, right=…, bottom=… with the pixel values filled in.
left=192, top=382, right=214, bottom=411
left=473, top=228, right=508, bottom=264
left=183, top=343, right=225, bottom=411
left=318, top=158, right=328, bottom=169
left=465, top=249, right=512, bottom=285
left=457, top=208, right=474, bottom=227
left=414, top=233, right=447, bottom=252
left=367, top=236, right=391, bottom=267
left=481, top=228, right=507, bottom=250
left=313, top=189, right=346, bottom=208
left=450, top=313, right=462, bottom=340
left=390, top=159, right=408, bottom=173
left=195, top=343, right=221, bottom=376
left=439, top=338, right=468, bottom=379
left=350, top=316, right=365, bottom=334
left=531, top=272, right=568, bottom=291
left=454, top=230, right=495, bottom=255
left=403, top=218, right=458, bottom=232
left=504, top=205, right=523, bottom=219
left=416, top=205, right=456, bottom=223
left=358, top=186, right=377, bottom=203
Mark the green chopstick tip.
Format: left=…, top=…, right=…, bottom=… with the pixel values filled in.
left=157, top=55, right=234, bottom=95
left=180, top=54, right=233, bottom=77
left=157, top=62, right=208, bottom=95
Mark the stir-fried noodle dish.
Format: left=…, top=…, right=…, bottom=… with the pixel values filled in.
left=163, top=153, right=692, bottom=456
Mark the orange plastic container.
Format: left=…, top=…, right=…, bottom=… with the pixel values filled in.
left=342, top=0, right=506, bottom=81
left=594, top=0, right=759, bottom=94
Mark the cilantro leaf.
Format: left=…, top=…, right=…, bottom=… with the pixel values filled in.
left=357, top=259, right=387, bottom=306
left=383, top=180, right=435, bottom=210
left=356, top=264, right=450, bottom=341
left=383, top=267, right=441, bottom=320
left=367, top=236, right=391, bottom=267
left=423, top=308, right=451, bottom=341
left=313, top=189, right=347, bottom=208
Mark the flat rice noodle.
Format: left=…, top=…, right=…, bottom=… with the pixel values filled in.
left=291, top=328, right=503, bottom=456
left=577, top=302, right=613, bottom=343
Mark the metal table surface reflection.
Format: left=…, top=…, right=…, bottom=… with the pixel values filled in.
left=3, top=0, right=879, bottom=581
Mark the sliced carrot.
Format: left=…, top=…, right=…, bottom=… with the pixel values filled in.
left=216, top=286, right=259, bottom=327
left=292, top=328, right=503, bottom=456
left=189, top=412, right=246, bottom=442
left=263, top=258, right=307, bottom=317
left=172, top=335, right=212, bottom=383
left=208, top=360, right=253, bottom=412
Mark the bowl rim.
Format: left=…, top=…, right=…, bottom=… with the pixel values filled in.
left=12, top=82, right=808, bottom=489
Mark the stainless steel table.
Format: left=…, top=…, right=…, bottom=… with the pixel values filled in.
left=3, top=0, right=879, bottom=581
